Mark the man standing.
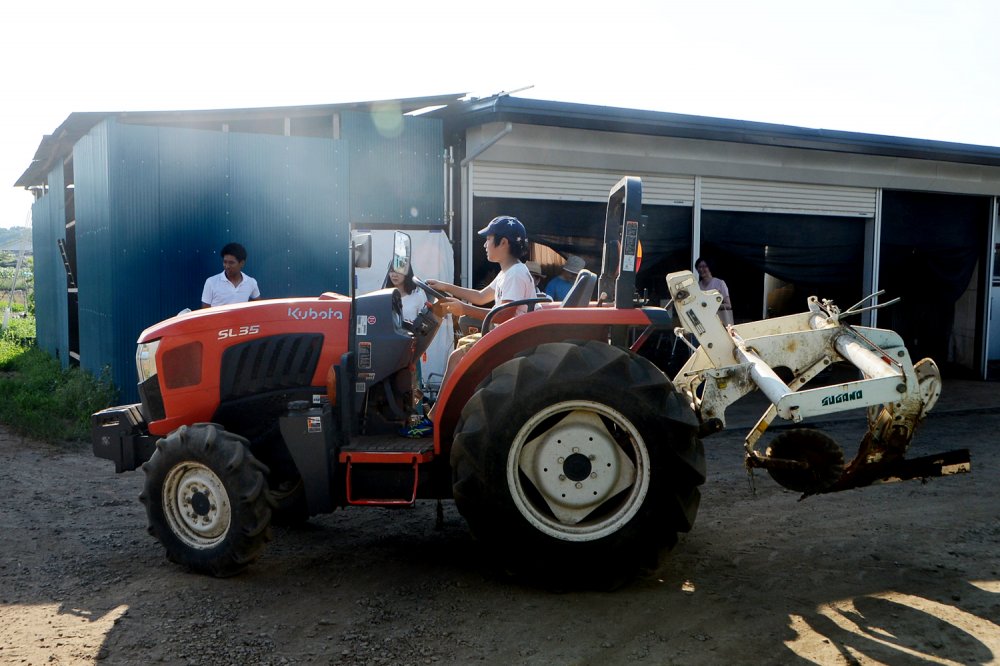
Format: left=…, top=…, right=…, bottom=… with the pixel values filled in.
left=201, top=242, right=261, bottom=308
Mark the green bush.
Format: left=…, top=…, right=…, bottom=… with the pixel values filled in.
left=0, top=347, right=118, bottom=444
left=1, top=315, right=35, bottom=368
left=0, top=341, right=20, bottom=368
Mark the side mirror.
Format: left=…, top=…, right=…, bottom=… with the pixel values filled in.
left=352, top=233, right=372, bottom=269
left=392, top=231, right=411, bottom=276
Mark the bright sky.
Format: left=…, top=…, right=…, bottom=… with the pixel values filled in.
left=2, top=0, right=999, bottom=229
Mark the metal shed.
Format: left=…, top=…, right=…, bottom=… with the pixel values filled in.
left=18, top=97, right=450, bottom=402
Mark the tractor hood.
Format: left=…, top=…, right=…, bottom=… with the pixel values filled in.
left=137, top=293, right=352, bottom=344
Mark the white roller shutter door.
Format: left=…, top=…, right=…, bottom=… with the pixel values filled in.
left=472, top=164, right=877, bottom=218
left=701, top=177, right=877, bottom=217
left=472, top=163, right=694, bottom=206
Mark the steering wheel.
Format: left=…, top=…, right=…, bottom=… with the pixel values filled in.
left=413, top=277, right=450, bottom=302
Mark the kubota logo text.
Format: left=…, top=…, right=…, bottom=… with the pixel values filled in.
left=821, top=390, right=863, bottom=406
left=287, top=307, right=343, bottom=321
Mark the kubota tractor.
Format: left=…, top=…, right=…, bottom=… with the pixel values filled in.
left=92, top=177, right=970, bottom=583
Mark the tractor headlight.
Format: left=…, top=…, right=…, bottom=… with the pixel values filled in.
left=136, top=339, right=160, bottom=382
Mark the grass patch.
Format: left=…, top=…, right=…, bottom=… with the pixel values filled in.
left=1, top=315, right=36, bottom=367
left=0, top=337, right=117, bottom=445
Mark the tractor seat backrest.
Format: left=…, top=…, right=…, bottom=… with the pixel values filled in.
left=561, top=269, right=597, bottom=308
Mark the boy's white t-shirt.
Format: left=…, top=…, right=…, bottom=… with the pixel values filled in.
left=488, top=261, right=536, bottom=316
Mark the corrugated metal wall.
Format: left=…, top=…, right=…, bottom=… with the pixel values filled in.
left=473, top=163, right=695, bottom=206
left=229, top=132, right=349, bottom=296
left=341, top=110, right=444, bottom=227
left=74, top=119, right=115, bottom=377
left=74, top=119, right=351, bottom=403
left=30, top=164, right=69, bottom=366
left=471, top=164, right=876, bottom=216
left=700, top=177, right=877, bottom=217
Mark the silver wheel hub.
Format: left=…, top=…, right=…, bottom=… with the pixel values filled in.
left=508, top=401, right=650, bottom=542
left=163, top=462, right=232, bottom=549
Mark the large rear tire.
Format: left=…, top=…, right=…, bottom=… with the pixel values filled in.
left=451, top=341, right=704, bottom=586
left=140, top=423, right=272, bottom=577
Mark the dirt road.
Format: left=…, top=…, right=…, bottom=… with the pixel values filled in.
left=0, top=408, right=997, bottom=665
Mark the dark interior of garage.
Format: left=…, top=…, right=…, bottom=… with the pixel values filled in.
left=879, top=190, right=990, bottom=377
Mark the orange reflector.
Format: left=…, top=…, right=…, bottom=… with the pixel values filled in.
left=326, top=364, right=337, bottom=407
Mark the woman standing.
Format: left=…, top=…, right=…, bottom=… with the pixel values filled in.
left=695, top=257, right=734, bottom=326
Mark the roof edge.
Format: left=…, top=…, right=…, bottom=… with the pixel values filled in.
left=436, top=95, right=1000, bottom=168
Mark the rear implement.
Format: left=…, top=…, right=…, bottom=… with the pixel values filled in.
left=666, top=271, right=971, bottom=496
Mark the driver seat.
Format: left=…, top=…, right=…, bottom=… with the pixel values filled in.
left=560, top=269, right=597, bottom=308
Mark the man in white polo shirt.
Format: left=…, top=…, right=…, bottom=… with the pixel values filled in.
left=201, top=242, right=261, bottom=308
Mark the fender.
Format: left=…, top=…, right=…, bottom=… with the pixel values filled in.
left=433, top=306, right=656, bottom=455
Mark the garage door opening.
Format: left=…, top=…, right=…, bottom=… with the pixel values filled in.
left=880, top=190, right=990, bottom=378
left=701, top=210, right=866, bottom=324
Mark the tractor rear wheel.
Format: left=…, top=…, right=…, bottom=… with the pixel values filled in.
left=451, top=341, right=704, bottom=586
left=141, top=423, right=272, bottom=577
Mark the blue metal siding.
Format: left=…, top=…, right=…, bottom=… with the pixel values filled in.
left=229, top=132, right=349, bottom=297
left=154, top=126, right=229, bottom=315
left=341, top=110, right=444, bottom=227
left=71, top=119, right=350, bottom=403
left=75, top=120, right=119, bottom=387
left=30, top=192, right=56, bottom=357
left=48, top=165, right=69, bottom=366
left=30, top=164, right=70, bottom=367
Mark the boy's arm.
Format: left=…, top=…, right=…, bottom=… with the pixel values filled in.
left=425, top=280, right=495, bottom=306
left=440, top=299, right=492, bottom=320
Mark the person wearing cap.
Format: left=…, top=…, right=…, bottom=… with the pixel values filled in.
left=544, top=254, right=585, bottom=301
left=423, top=216, right=536, bottom=425
left=426, top=215, right=535, bottom=326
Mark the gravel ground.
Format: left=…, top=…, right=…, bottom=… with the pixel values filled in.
left=0, top=407, right=998, bottom=665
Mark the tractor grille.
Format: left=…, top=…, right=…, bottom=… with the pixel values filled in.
left=219, top=333, right=324, bottom=400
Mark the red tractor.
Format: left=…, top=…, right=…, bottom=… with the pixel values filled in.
left=92, top=177, right=966, bottom=583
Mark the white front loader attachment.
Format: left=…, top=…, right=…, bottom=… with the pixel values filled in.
left=666, top=270, right=971, bottom=496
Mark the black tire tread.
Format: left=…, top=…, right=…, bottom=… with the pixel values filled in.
left=451, top=340, right=704, bottom=586
left=140, top=423, right=273, bottom=577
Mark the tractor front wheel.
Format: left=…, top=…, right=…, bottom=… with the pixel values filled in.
left=141, top=423, right=272, bottom=577
left=451, top=341, right=704, bottom=586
